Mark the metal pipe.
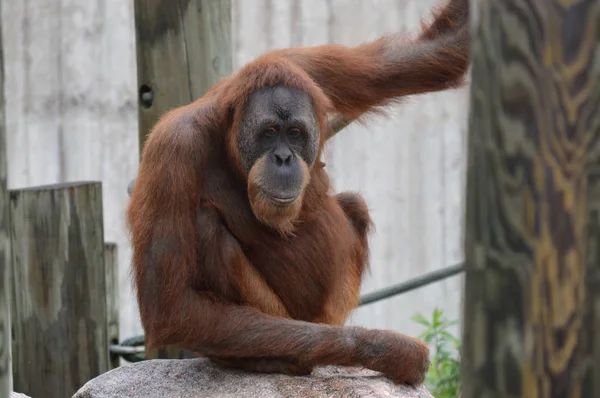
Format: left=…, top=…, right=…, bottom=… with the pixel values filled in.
left=358, top=263, right=465, bottom=306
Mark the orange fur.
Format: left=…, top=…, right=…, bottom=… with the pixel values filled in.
left=127, top=0, right=469, bottom=385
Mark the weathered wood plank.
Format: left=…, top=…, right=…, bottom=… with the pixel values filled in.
left=134, top=0, right=233, bottom=152
left=0, top=0, right=12, bottom=393
left=105, top=242, right=119, bottom=369
left=586, top=164, right=600, bottom=396
left=9, top=182, right=108, bottom=398
left=133, top=0, right=233, bottom=360
left=462, top=0, right=600, bottom=396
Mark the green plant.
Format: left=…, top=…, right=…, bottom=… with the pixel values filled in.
left=411, top=308, right=461, bottom=398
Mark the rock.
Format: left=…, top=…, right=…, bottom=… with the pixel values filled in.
left=73, top=358, right=433, bottom=398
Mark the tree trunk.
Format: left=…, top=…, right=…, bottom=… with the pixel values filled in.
left=462, top=0, right=600, bottom=396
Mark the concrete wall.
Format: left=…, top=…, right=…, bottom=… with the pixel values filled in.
left=2, top=0, right=468, bottom=343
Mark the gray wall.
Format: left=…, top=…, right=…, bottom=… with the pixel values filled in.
left=2, top=0, right=468, bottom=343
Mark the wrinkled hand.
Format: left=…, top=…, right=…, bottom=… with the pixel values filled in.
left=355, top=329, right=430, bottom=385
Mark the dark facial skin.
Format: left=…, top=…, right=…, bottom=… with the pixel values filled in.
left=238, top=86, right=320, bottom=203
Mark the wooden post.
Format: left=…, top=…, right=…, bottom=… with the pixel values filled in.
left=462, top=0, right=600, bottom=396
left=10, top=182, right=109, bottom=398
left=133, top=0, right=233, bottom=359
left=0, top=0, right=12, bottom=394
left=134, top=0, right=233, bottom=152
left=104, top=243, right=119, bottom=369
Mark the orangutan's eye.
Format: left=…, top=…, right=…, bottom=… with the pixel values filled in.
left=288, top=128, right=302, bottom=139
left=263, top=126, right=277, bottom=138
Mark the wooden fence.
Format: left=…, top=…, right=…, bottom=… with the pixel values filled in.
left=0, top=0, right=11, bottom=394
left=9, top=182, right=116, bottom=397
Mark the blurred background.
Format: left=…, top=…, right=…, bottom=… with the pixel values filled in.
left=2, top=0, right=468, bottom=348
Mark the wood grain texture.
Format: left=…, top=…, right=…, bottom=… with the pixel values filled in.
left=462, top=0, right=600, bottom=396
left=104, top=242, right=119, bottom=369
left=9, top=182, right=108, bottom=398
left=0, top=0, right=12, bottom=393
left=134, top=0, right=233, bottom=152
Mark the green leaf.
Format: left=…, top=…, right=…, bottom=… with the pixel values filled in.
left=411, top=313, right=431, bottom=327
left=411, top=307, right=462, bottom=398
